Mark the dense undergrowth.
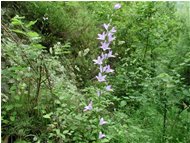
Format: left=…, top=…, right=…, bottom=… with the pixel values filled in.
left=1, top=1, right=190, bottom=143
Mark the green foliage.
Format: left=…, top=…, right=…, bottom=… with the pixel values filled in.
left=14, top=1, right=100, bottom=87
left=2, top=15, right=81, bottom=142
left=1, top=1, right=190, bottom=143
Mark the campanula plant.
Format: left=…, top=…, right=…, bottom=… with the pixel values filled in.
left=83, top=3, right=121, bottom=141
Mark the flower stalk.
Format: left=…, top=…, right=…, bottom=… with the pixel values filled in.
left=84, top=3, right=121, bottom=140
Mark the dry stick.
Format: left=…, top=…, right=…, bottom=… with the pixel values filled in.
left=43, top=63, right=54, bottom=95
left=163, top=100, right=167, bottom=143
left=28, top=77, right=31, bottom=104
left=39, top=71, right=54, bottom=96
left=2, top=24, right=18, bottom=43
left=143, top=7, right=155, bottom=61
left=35, top=61, right=42, bottom=105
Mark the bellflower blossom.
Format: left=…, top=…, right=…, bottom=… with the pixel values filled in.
left=100, top=42, right=110, bottom=51
left=93, top=56, right=103, bottom=65
left=83, top=101, right=93, bottom=112
left=101, top=53, right=108, bottom=60
left=108, top=32, right=116, bottom=42
left=103, top=23, right=110, bottom=31
left=99, top=132, right=106, bottom=139
left=114, top=3, right=121, bottom=10
left=107, top=50, right=115, bottom=58
left=100, top=65, right=107, bottom=73
left=97, top=32, right=106, bottom=41
left=96, top=73, right=106, bottom=82
left=99, top=117, right=107, bottom=125
left=105, top=65, right=114, bottom=73
left=105, top=85, right=113, bottom=91
left=110, top=27, right=117, bottom=33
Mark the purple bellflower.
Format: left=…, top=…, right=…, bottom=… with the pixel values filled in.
left=103, top=23, right=110, bottom=31
left=97, top=32, right=106, bottom=41
left=105, top=85, right=113, bottom=91
left=108, top=32, right=116, bottom=42
left=99, top=132, right=106, bottom=139
left=100, top=65, right=107, bottom=73
left=101, top=53, right=108, bottom=60
left=84, top=101, right=93, bottom=112
left=93, top=56, right=103, bottom=65
left=99, top=117, right=107, bottom=125
left=110, top=27, right=117, bottom=33
left=89, top=3, right=120, bottom=139
left=114, top=3, right=121, bottom=10
left=105, top=65, right=114, bottom=73
left=96, top=73, right=106, bottom=82
left=100, top=41, right=110, bottom=51
left=107, top=50, right=115, bottom=58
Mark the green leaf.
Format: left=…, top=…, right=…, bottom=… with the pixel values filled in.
left=11, top=19, right=23, bottom=26
left=61, top=134, right=66, bottom=139
left=101, top=138, right=110, bottom=143
left=26, top=20, right=37, bottom=28
left=83, top=48, right=90, bottom=56
left=6, top=105, right=14, bottom=111
left=63, top=130, right=69, bottom=134
left=31, top=44, right=45, bottom=49
left=14, top=95, right=20, bottom=100
left=63, top=42, right=71, bottom=48
left=131, top=126, right=143, bottom=133
left=11, top=15, right=25, bottom=26
left=118, top=41, right=125, bottom=45
left=27, top=31, right=39, bottom=38
left=120, top=100, right=127, bottom=107
left=43, top=113, right=53, bottom=119
left=55, top=129, right=60, bottom=134
left=3, top=119, right=9, bottom=124
left=15, top=103, right=22, bottom=108
left=10, top=116, right=15, bottom=121
left=12, top=29, right=26, bottom=35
